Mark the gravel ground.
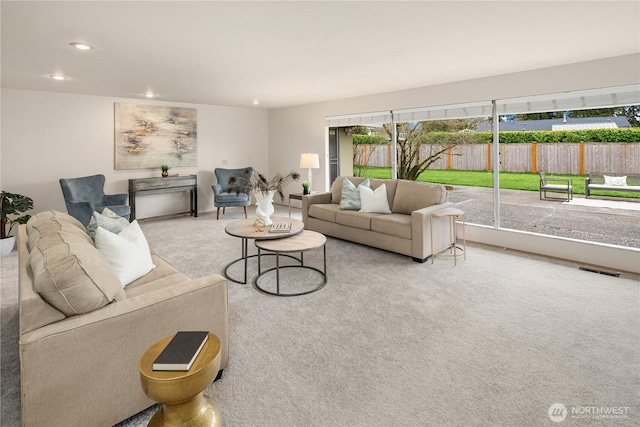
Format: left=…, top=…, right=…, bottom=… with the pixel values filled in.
left=447, top=186, right=640, bottom=248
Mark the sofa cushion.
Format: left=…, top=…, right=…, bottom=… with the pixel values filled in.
left=335, top=210, right=380, bottom=230
left=29, top=219, right=126, bottom=317
left=124, top=271, right=192, bottom=298
left=392, top=180, right=446, bottom=214
left=124, top=254, right=181, bottom=294
left=339, top=178, right=370, bottom=210
left=308, top=203, right=339, bottom=223
left=95, top=220, right=155, bottom=286
left=26, top=209, right=86, bottom=232
left=216, top=191, right=251, bottom=202
left=359, top=184, right=392, bottom=214
left=26, top=210, right=86, bottom=252
left=371, top=214, right=412, bottom=239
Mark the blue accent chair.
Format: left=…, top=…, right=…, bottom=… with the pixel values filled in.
left=59, top=174, right=131, bottom=226
left=212, top=167, right=253, bottom=219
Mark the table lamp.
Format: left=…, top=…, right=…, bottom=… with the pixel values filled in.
left=299, top=153, right=320, bottom=192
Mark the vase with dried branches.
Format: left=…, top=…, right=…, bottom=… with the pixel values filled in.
left=229, top=170, right=300, bottom=226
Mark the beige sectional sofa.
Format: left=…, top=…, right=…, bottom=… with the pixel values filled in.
left=18, top=210, right=229, bottom=426
left=303, top=177, right=454, bottom=262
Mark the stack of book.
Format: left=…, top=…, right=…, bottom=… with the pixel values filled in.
left=269, top=222, right=291, bottom=233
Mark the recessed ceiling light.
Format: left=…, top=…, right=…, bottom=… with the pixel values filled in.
left=69, top=42, right=93, bottom=50
left=252, top=100, right=260, bottom=106
left=49, top=74, right=68, bottom=81
left=144, top=92, right=155, bottom=98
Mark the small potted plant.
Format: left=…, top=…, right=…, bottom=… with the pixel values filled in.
left=302, top=181, right=310, bottom=195
left=161, top=164, right=170, bottom=177
left=1, top=191, right=34, bottom=254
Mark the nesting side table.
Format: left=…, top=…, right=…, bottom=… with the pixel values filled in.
left=224, top=217, right=304, bottom=284
left=254, top=230, right=327, bottom=296
left=430, top=207, right=466, bottom=265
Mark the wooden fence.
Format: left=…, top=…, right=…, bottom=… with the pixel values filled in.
left=357, top=142, right=640, bottom=174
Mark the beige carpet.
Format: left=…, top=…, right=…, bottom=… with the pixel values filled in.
left=2, top=206, right=639, bottom=426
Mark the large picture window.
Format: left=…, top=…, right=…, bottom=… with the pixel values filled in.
left=327, top=85, right=640, bottom=249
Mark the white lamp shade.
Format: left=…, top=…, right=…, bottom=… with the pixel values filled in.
left=300, top=153, right=319, bottom=169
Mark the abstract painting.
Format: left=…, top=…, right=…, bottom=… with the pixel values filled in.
left=114, top=103, right=197, bottom=170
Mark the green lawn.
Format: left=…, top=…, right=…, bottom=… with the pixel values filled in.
left=358, top=167, right=640, bottom=199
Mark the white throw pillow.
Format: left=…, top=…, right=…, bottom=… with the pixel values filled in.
left=95, top=220, right=155, bottom=286
left=359, top=184, right=391, bottom=214
left=603, top=175, right=627, bottom=187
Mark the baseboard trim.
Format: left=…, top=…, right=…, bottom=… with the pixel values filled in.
left=462, top=223, right=640, bottom=275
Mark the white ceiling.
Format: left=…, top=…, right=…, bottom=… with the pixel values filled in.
left=2, top=1, right=639, bottom=109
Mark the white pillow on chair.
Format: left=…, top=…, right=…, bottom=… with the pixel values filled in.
left=604, top=175, right=627, bottom=187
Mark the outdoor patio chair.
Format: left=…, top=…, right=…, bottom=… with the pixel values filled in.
left=539, top=172, right=573, bottom=201
left=212, top=167, right=253, bottom=219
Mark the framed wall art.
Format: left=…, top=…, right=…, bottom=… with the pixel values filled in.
left=114, top=103, right=197, bottom=170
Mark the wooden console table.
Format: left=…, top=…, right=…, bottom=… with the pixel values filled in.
left=129, top=175, right=198, bottom=220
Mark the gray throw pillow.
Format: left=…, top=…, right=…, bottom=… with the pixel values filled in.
left=339, top=178, right=370, bottom=210
left=87, top=207, right=130, bottom=239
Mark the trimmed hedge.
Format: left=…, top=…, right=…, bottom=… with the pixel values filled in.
left=353, top=134, right=389, bottom=145
left=497, top=128, right=640, bottom=143
left=352, top=128, right=640, bottom=145
left=421, top=132, right=491, bottom=144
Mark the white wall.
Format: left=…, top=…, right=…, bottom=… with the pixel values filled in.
left=267, top=102, right=329, bottom=196
left=1, top=89, right=268, bottom=219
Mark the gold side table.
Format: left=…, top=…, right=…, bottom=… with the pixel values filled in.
left=139, top=333, right=222, bottom=427
left=430, top=207, right=466, bottom=265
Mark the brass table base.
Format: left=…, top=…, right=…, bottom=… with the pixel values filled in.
left=148, top=394, right=221, bottom=427
left=140, top=333, right=222, bottom=427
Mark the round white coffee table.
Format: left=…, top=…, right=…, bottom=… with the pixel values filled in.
left=254, top=230, right=327, bottom=297
left=224, top=217, right=304, bottom=284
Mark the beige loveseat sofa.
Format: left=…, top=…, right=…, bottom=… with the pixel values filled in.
left=303, top=177, right=454, bottom=262
left=18, top=210, right=229, bottom=426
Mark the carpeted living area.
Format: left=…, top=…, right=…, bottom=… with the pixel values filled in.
left=2, top=206, right=639, bottom=426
